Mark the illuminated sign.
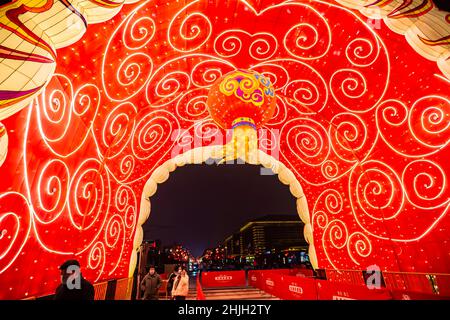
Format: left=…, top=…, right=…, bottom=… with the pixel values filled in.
left=266, top=280, right=275, bottom=287
left=215, top=275, right=233, bottom=281
left=288, top=284, right=304, bottom=294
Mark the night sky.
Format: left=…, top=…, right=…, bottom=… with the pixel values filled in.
left=142, top=162, right=299, bottom=257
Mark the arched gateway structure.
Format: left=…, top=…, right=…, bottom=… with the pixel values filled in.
left=0, top=0, right=449, bottom=299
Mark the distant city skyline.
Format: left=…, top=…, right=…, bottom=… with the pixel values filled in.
left=142, top=163, right=299, bottom=256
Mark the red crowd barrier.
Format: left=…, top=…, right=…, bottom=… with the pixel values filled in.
left=383, top=272, right=434, bottom=294
left=383, top=272, right=450, bottom=297
left=249, top=270, right=318, bottom=300
left=279, top=276, right=318, bottom=300
left=270, top=274, right=318, bottom=300
left=263, top=268, right=314, bottom=278
left=201, top=270, right=246, bottom=288
left=435, top=274, right=450, bottom=296
left=260, top=272, right=280, bottom=297
left=315, top=279, right=391, bottom=300
left=389, top=290, right=447, bottom=300
left=325, top=269, right=366, bottom=287
left=248, top=269, right=450, bottom=300
left=248, top=270, right=263, bottom=289
left=290, top=268, right=314, bottom=278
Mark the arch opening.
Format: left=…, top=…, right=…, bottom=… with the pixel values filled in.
left=129, top=146, right=318, bottom=277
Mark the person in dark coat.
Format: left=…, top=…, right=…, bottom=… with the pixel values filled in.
left=54, top=259, right=95, bottom=300
left=140, top=266, right=162, bottom=300
left=166, top=265, right=181, bottom=300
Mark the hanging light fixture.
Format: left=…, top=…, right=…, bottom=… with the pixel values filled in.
left=206, top=69, right=276, bottom=163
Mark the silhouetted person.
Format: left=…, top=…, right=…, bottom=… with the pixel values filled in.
left=140, top=266, right=162, bottom=300
left=166, top=265, right=181, bottom=300
left=54, top=259, right=95, bottom=300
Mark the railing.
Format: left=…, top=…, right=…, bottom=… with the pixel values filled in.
left=114, top=277, right=134, bottom=300
left=325, top=269, right=365, bottom=286
left=22, top=277, right=135, bottom=300
left=93, top=281, right=108, bottom=300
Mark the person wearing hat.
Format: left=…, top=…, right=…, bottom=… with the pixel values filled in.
left=140, top=265, right=162, bottom=300
left=54, top=259, right=95, bottom=300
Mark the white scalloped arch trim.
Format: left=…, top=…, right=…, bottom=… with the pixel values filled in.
left=128, top=146, right=318, bottom=277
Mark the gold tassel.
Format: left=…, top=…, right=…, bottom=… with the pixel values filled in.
left=219, top=125, right=259, bottom=164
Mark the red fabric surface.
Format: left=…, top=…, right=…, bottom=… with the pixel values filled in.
left=0, top=0, right=448, bottom=299
left=288, top=268, right=314, bottom=277
left=251, top=269, right=450, bottom=300
left=315, top=279, right=392, bottom=300
left=389, top=290, right=450, bottom=300
left=196, top=277, right=206, bottom=300
left=249, top=269, right=317, bottom=300
left=325, top=269, right=366, bottom=286
left=275, top=275, right=318, bottom=300
left=383, top=273, right=434, bottom=294
left=201, top=270, right=246, bottom=288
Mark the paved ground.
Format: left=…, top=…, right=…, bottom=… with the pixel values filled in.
left=202, top=286, right=279, bottom=300
left=163, top=275, right=279, bottom=300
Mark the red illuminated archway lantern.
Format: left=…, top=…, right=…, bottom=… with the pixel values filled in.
left=0, top=0, right=449, bottom=299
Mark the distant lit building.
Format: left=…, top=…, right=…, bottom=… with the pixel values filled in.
left=223, top=215, right=307, bottom=256
left=224, top=233, right=240, bottom=256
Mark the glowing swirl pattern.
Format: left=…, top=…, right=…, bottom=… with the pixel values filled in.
left=283, top=3, right=332, bottom=61
left=0, top=193, right=32, bottom=274
left=351, top=160, right=405, bottom=221
left=88, top=242, right=106, bottom=282
left=214, top=30, right=278, bottom=60
left=33, top=159, right=69, bottom=224
left=376, top=97, right=450, bottom=157
left=402, top=160, right=448, bottom=210
left=101, top=1, right=155, bottom=102
left=347, top=232, right=372, bottom=266
left=167, top=0, right=212, bottom=52
left=131, top=110, right=179, bottom=161
left=329, top=113, right=375, bottom=162
left=36, top=75, right=100, bottom=158
left=282, top=117, right=330, bottom=167
left=312, top=189, right=344, bottom=230
left=101, top=102, right=138, bottom=159
left=219, top=69, right=273, bottom=107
